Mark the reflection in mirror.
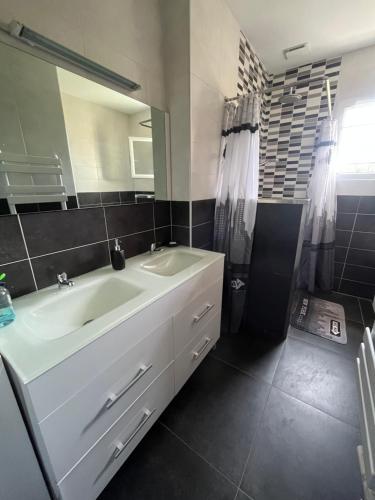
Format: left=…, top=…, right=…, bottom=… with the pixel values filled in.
left=0, top=41, right=169, bottom=215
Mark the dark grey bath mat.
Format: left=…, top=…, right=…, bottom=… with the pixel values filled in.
left=291, top=292, right=347, bottom=344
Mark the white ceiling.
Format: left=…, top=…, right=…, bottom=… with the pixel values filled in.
left=227, top=0, right=375, bottom=74
left=56, top=67, right=149, bottom=114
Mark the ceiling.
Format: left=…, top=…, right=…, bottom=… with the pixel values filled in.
left=227, top=0, right=375, bottom=74
left=56, top=67, right=149, bottom=114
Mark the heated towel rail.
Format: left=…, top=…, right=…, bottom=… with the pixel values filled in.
left=357, top=326, right=375, bottom=500
left=0, top=151, right=67, bottom=214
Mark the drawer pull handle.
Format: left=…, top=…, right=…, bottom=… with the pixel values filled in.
left=105, top=364, right=153, bottom=409
left=193, top=303, right=214, bottom=323
left=113, top=408, right=156, bottom=459
left=192, top=337, right=212, bottom=360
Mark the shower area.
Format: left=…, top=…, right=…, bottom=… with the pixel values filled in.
left=215, top=38, right=374, bottom=348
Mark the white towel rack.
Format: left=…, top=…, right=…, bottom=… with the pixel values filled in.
left=0, top=151, right=67, bottom=214
left=357, top=326, right=375, bottom=500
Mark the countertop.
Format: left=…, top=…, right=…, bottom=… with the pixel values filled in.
left=0, top=247, right=224, bottom=384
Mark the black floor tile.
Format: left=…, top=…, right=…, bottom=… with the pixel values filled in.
left=98, top=423, right=236, bottom=500
left=236, top=490, right=252, bottom=500
left=211, top=332, right=285, bottom=384
left=359, top=298, right=375, bottom=328
left=241, top=388, right=362, bottom=500
left=313, top=290, right=363, bottom=323
left=273, top=338, right=359, bottom=427
left=160, top=356, right=270, bottom=484
left=288, top=320, right=364, bottom=360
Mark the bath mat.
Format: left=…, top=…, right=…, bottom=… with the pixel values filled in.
left=291, top=292, right=347, bottom=344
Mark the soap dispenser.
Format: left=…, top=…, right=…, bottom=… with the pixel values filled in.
left=0, top=273, right=15, bottom=328
left=111, top=238, right=125, bottom=270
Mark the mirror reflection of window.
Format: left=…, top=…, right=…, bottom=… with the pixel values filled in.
left=129, top=137, right=154, bottom=178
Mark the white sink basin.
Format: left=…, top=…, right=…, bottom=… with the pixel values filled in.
left=27, top=278, right=143, bottom=340
left=141, top=250, right=203, bottom=276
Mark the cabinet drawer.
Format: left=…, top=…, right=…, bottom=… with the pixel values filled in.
left=175, top=313, right=220, bottom=394
left=40, top=319, right=173, bottom=481
left=173, top=279, right=223, bottom=356
left=58, top=366, right=174, bottom=500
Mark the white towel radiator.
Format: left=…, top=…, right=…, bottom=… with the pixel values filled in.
left=357, top=326, right=375, bottom=500
left=0, top=151, right=67, bottom=214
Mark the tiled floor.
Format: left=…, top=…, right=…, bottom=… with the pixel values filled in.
left=99, top=292, right=373, bottom=500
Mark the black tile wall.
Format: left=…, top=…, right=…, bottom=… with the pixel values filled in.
left=0, top=216, right=27, bottom=264
left=154, top=201, right=171, bottom=229
left=101, top=192, right=121, bottom=205
left=105, top=204, right=154, bottom=239
left=359, top=197, right=375, bottom=214
left=334, top=195, right=375, bottom=300
left=20, top=208, right=107, bottom=257
left=171, top=201, right=190, bottom=246
left=191, top=199, right=215, bottom=226
left=191, top=199, right=215, bottom=250
left=0, top=196, right=78, bottom=215
left=172, top=226, right=190, bottom=246
left=31, top=242, right=110, bottom=290
left=0, top=199, right=172, bottom=298
left=77, top=192, right=102, bottom=207
left=337, top=196, right=360, bottom=213
left=192, top=222, right=214, bottom=250
left=0, top=260, right=36, bottom=298
left=77, top=191, right=151, bottom=208
left=171, top=201, right=189, bottom=226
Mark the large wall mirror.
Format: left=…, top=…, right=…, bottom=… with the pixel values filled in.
left=0, top=40, right=170, bottom=215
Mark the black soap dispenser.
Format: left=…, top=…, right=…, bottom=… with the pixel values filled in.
left=111, top=238, right=125, bottom=270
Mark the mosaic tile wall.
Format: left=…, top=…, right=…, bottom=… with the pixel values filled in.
left=238, top=32, right=271, bottom=160
left=237, top=33, right=342, bottom=198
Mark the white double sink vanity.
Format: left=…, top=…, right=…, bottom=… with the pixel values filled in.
left=0, top=247, right=224, bottom=500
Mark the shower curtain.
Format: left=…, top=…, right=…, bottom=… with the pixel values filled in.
left=214, top=94, right=260, bottom=333
left=299, top=118, right=338, bottom=292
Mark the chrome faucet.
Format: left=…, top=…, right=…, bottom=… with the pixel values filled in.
left=57, top=272, right=74, bottom=288
left=150, top=242, right=164, bottom=255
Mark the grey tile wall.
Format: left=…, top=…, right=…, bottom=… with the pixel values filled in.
left=0, top=200, right=171, bottom=298
left=335, top=195, right=375, bottom=300
left=262, top=58, right=341, bottom=198
left=237, top=32, right=342, bottom=199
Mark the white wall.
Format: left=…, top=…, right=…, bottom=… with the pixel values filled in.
left=189, top=0, right=240, bottom=200
left=0, top=0, right=166, bottom=111
left=60, top=93, right=133, bottom=193
left=161, top=0, right=191, bottom=202
left=334, top=44, right=375, bottom=195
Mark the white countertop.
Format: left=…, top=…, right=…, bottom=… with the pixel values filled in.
left=0, top=247, right=224, bottom=384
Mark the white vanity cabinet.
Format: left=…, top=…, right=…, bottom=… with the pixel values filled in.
left=11, top=253, right=224, bottom=500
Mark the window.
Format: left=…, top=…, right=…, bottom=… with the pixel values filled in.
left=337, top=102, right=375, bottom=173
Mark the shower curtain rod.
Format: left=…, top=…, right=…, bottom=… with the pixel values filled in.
left=225, top=76, right=332, bottom=117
